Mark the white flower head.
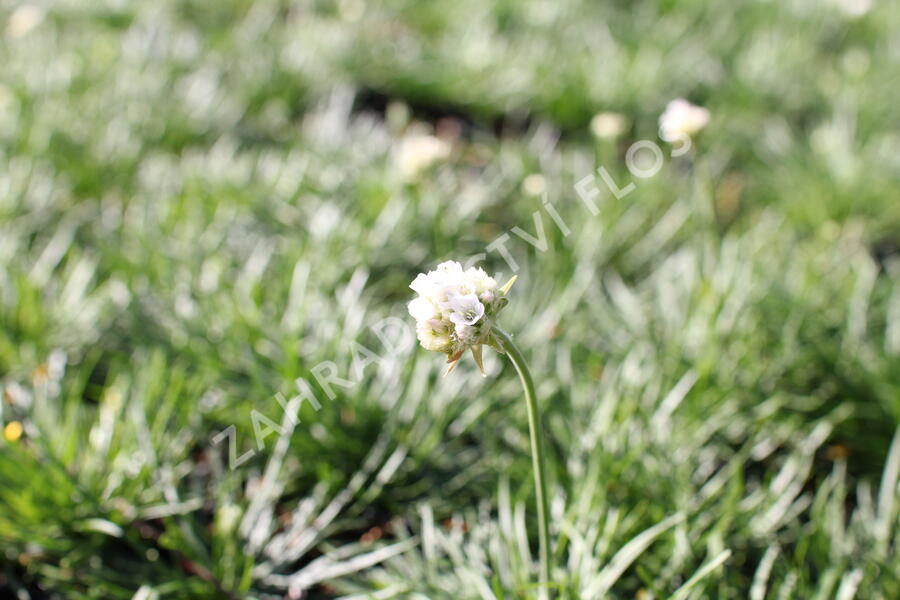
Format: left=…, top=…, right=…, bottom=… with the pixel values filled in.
left=659, top=99, right=710, bottom=142
left=407, top=261, right=512, bottom=375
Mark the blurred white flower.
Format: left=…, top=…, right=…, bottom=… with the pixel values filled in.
left=394, top=130, right=450, bottom=181
left=659, top=99, right=710, bottom=142
left=833, top=0, right=872, bottom=17
left=590, top=112, right=628, bottom=140
left=522, top=173, right=546, bottom=196
left=408, top=261, right=511, bottom=374
left=6, top=4, right=44, bottom=38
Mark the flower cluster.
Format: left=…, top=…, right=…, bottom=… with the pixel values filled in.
left=408, top=261, right=511, bottom=374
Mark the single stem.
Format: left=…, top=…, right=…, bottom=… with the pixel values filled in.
left=492, top=326, right=551, bottom=599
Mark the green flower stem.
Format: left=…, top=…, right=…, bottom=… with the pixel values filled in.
left=492, top=326, right=551, bottom=599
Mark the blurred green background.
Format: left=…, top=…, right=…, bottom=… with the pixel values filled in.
left=1, top=0, right=898, bottom=598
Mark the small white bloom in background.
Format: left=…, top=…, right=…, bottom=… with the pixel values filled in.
left=522, top=173, right=546, bottom=197
left=590, top=112, right=628, bottom=140
left=659, top=99, right=710, bottom=142
left=6, top=4, right=45, bottom=38
left=833, top=0, right=872, bottom=18
left=408, top=261, right=514, bottom=375
left=394, top=127, right=451, bottom=181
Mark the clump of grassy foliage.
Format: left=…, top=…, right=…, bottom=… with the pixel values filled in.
left=1, top=1, right=898, bottom=598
